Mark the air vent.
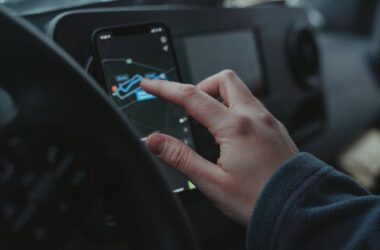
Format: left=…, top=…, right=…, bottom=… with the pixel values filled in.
left=287, top=22, right=320, bottom=88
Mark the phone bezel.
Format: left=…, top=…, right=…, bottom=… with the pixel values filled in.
left=91, top=22, right=183, bottom=90
left=91, top=23, right=198, bottom=193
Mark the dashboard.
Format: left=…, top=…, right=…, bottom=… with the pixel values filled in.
left=46, top=6, right=325, bottom=161
left=13, top=3, right=380, bottom=249
left=41, top=6, right=324, bottom=249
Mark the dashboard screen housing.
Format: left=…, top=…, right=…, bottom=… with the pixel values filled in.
left=182, top=29, right=266, bottom=95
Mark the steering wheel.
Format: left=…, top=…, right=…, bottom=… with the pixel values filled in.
left=0, top=7, right=199, bottom=250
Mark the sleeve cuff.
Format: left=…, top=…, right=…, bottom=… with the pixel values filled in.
left=246, top=152, right=333, bottom=250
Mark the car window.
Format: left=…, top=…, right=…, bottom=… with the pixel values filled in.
left=0, top=0, right=283, bottom=15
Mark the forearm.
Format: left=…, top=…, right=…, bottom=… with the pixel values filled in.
left=247, top=153, right=380, bottom=250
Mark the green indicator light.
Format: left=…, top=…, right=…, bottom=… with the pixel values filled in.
left=188, top=181, right=196, bottom=190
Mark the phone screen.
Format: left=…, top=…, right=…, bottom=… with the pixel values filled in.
left=93, top=23, right=196, bottom=193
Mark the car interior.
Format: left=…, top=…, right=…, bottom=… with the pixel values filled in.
left=1, top=0, right=380, bottom=249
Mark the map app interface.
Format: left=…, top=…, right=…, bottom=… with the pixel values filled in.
left=95, top=24, right=196, bottom=193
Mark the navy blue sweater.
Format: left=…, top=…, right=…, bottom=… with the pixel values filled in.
left=247, top=153, right=380, bottom=250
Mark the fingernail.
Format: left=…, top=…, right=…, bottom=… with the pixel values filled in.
left=141, top=78, right=154, bottom=87
left=147, top=134, right=165, bottom=155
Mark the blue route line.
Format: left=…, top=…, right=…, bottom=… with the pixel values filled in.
left=112, top=73, right=168, bottom=101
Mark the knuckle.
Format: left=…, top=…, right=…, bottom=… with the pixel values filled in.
left=180, top=84, right=198, bottom=99
left=232, top=114, right=254, bottom=135
left=221, top=69, right=237, bottom=79
left=259, top=111, right=277, bottom=127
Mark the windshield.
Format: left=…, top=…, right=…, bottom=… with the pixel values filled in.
left=1, top=0, right=117, bottom=15
left=0, top=0, right=283, bottom=15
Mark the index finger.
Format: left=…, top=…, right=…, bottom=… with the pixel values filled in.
left=140, top=79, right=228, bottom=134
left=197, top=70, right=257, bottom=107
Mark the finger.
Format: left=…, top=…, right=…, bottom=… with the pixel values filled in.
left=197, top=70, right=256, bottom=107
left=141, top=79, right=228, bottom=134
left=146, top=133, right=224, bottom=184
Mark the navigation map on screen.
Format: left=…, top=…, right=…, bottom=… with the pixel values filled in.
left=94, top=24, right=196, bottom=193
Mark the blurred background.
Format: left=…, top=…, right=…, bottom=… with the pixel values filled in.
left=2, top=0, right=380, bottom=203
left=2, top=1, right=380, bottom=249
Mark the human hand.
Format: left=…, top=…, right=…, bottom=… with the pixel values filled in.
left=141, top=70, right=298, bottom=225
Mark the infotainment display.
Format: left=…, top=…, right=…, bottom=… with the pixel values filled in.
left=92, top=23, right=196, bottom=193
left=183, top=30, right=265, bottom=95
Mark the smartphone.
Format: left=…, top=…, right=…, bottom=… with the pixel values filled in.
left=92, top=23, right=196, bottom=193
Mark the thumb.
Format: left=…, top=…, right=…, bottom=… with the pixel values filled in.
left=146, top=133, right=222, bottom=184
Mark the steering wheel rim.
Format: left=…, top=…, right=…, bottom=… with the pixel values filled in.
left=0, top=7, right=199, bottom=250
